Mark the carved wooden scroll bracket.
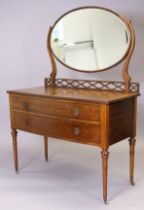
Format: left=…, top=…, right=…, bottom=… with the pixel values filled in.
left=122, top=20, right=135, bottom=93
left=47, top=27, right=57, bottom=87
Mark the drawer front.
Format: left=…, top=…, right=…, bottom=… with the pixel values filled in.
left=12, top=95, right=100, bottom=121
left=12, top=111, right=101, bottom=146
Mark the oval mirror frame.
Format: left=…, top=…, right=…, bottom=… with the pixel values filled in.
left=49, top=6, right=132, bottom=73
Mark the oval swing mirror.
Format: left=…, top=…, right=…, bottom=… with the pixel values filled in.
left=50, top=7, right=131, bottom=72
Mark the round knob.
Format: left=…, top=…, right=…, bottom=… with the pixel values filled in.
left=74, top=127, right=80, bottom=136
left=22, top=101, right=29, bottom=109
left=73, top=107, right=80, bottom=116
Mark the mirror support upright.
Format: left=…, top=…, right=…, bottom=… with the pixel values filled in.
left=47, top=27, right=57, bottom=87
left=122, top=20, right=135, bottom=93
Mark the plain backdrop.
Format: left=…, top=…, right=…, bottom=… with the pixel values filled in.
left=0, top=0, right=144, bottom=210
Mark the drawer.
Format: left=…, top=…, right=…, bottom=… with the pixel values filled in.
left=12, top=111, right=101, bottom=146
left=12, top=94, right=100, bottom=122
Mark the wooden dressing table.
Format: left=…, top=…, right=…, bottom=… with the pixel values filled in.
left=8, top=6, right=140, bottom=204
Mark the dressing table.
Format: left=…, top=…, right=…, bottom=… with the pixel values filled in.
left=7, top=6, right=140, bottom=204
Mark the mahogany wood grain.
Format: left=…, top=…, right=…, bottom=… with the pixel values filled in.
left=12, top=94, right=100, bottom=121
left=7, top=86, right=139, bottom=204
left=129, top=138, right=136, bottom=185
left=109, top=98, right=133, bottom=145
left=101, top=149, right=109, bottom=204
left=7, top=87, right=139, bottom=104
left=11, top=111, right=101, bottom=146
left=129, top=97, right=137, bottom=185
left=11, top=129, right=18, bottom=173
left=100, top=104, right=109, bottom=203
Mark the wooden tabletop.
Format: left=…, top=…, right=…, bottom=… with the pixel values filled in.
left=7, top=86, right=139, bottom=104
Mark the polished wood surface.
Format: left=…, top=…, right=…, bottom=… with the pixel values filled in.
left=101, top=149, right=109, bottom=204
left=11, top=129, right=18, bottom=173
left=8, top=85, right=139, bottom=203
left=129, top=97, right=137, bottom=185
left=109, top=98, right=133, bottom=145
left=11, top=111, right=101, bottom=145
left=8, top=86, right=139, bottom=103
left=122, top=20, right=135, bottom=93
left=47, top=26, right=57, bottom=87
left=12, top=94, right=101, bottom=121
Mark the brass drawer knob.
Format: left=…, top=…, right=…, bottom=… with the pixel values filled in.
left=73, top=107, right=80, bottom=116
left=74, top=127, right=80, bottom=135
left=22, top=101, right=29, bottom=109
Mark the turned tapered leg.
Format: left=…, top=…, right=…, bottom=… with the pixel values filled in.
left=11, top=129, right=18, bottom=173
left=44, top=136, right=48, bottom=161
left=129, top=138, right=136, bottom=185
left=101, top=149, right=109, bottom=204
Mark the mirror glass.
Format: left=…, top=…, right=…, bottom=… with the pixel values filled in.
left=50, top=7, right=130, bottom=72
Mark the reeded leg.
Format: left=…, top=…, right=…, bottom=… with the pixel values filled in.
left=101, top=149, right=109, bottom=204
left=44, top=136, right=48, bottom=161
left=129, top=138, right=136, bottom=185
left=11, top=129, right=18, bottom=173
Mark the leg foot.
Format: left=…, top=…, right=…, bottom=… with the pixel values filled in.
left=44, top=136, right=48, bottom=161
left=130, top=177, right=135, bottom=186
left=101, top=149, right=109, bottom=204
left=129, top=138, right=136, bottom=186
left=104, top=200, right=109, bottom=205
left=11, top=129, right=18, bottom=173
